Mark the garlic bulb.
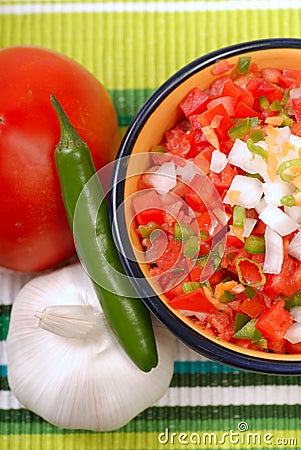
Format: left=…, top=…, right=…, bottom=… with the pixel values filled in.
left=6, top=263, right=175, bottom=431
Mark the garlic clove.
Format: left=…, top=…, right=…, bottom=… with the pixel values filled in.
left=6, top=263, right=175, bottom=431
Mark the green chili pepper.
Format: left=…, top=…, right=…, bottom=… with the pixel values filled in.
left=51, top=94, right=158, bottom=372
left=235, top=257, right=266, bottom=287
left=233, top=205, right=246, bottom=229
left=237, top=56, right=251, bottom=74
left=281, top=195, right=296, bottom=207
left=278, top=159, right=301, bottom=182
left=244, top=235, right=265, bottom=254
left=280, top=114, right=294, bottom=127
left=247, top=139, right=268, bottom=162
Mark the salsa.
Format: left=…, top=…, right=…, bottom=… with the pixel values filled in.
left=132, top=56, right=301, bottom=354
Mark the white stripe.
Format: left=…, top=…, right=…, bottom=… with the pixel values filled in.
left=0, top=342, right=7, bottom=366
left=0, top=391, right=24, bottom=409
left=1, top=384, right=300, bottom=410
left=155, top=385, right=301, bottom=407
left=1, top=1, right=301, bottom=15
left=0, top=271, right=33, bottom=305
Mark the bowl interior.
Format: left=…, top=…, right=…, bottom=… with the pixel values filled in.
left=123, top=45, right=301, bottom=365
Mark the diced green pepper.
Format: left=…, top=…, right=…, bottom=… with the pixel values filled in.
left=244, top=235, right=265, bottom=254
left=237, top=56, right=251, bottom=74
left=174, top=222, right=195, bottom=241
left=259, top=96, right=270, bottom=110
left=233, top=318, right=259, bottom=340
left=219, top=290, right=235, bottom=304
left=228, top=118, right=250, bottom=140
left=270, top=99, right=282, bottom=111
left=233, top=205, right=246, bottom=229
left=249, top=128, right=263, bottom=143
left=184, top=236, right=199, bottom=258
left=234, top=313, right=251, bottom=333
left=244, top=286, right=257, bottom=299
left=138, top=221, right=161, bottom=238
left=182, top=281, right=202, bottom=293
left=285, top=290, right=301, bottom=310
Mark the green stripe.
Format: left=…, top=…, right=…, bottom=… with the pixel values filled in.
left=2, top=370, right=301, bottom=392
left=1, top=405, right=301, bottom=433
left=1, top=10, right=301, bottom=92
left=109, top=88, right=154, bottom=127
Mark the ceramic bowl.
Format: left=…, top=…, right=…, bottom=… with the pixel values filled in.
left=110, top=38, right=301, bottom=374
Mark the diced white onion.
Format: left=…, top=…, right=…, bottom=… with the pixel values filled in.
left=290, top=88, right=301, bottom=100
left=176, top=162, right=197, bottom=183
left=223, top=175, right=263, bottom=208
left=262, top=180, right=295, bottom=206
left=263, top=226, right=283, bottom=274
left=149, top=161, right=177, bottom=193
left=210, top=149, right=228, bottom=174
left=255, top=197, right=267, bottom=215
left=242, top=218, right=257, bottom=237
left=284, top=322, right=301, bottom=344
left=259, top=204, right=299, bottom=236
left=290, top=306, right=301, bottom=323
left=228, top=139, right=269, bottom=180
left=288, top=230, right=301, bottom=261
left=284, top=206, right=301, bottom=224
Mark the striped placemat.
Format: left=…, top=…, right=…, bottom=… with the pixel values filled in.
left=1, top=1, right=301, bottom=449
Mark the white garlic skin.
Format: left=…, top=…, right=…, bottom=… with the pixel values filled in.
left=6, top=263, right=175, bottom=431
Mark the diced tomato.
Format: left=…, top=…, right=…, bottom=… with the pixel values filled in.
left=208, top=269, right=223, bottom=288
left=211, top=59, right=235, bottom=76
left=207, top=96, right=235, bottom=117
left=292, top=97, right=301, bottom=122
left=198, top=103, right=233, bottom=139
left=221, top=78, right=254, bottom=108
left=234, top=101, right=260, bottom=118
left=135, top=208, right=165, bottom=226
left=165, top=128, right=190, bottom=156
left=169, top=287, right=217, bottom=313
left=246, top=78, right=283, bottom=103
left=255, top=299, right=293, bottom=342
left=226, top=234, right=245, bottom=248
left=196, top=210, right=212, bottom=235
left=261, top=67, right=282, bottom=84
left=240, top=295, right=265, bottom=319
left=185, top=128, right=211, bottom=157
left=291, top=121, right=301, bottom=136
left=285, top=341, right=301, bottom=354
left=209, top=163, right=238, bottom=195
left=279, top=69, right=301, bottom=88
left=156, top=238, right=182, bottom=271
left=179, top=87, right=211, bottom=117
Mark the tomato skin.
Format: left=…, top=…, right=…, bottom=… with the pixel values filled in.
left=0, top=46, right=119, bottom=272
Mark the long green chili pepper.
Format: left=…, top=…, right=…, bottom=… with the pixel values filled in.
left=51, top=94, right=158, bottom=372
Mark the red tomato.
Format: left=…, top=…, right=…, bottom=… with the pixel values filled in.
left=255, top=300, right=293, bottom=342
left=0, top=46, right=119, bottom=272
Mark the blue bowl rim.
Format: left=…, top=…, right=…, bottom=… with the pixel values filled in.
left=110, top=38, right=301, bottom=374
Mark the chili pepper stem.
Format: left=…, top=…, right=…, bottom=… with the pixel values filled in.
left=51, top=94, right=85, bottom=150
